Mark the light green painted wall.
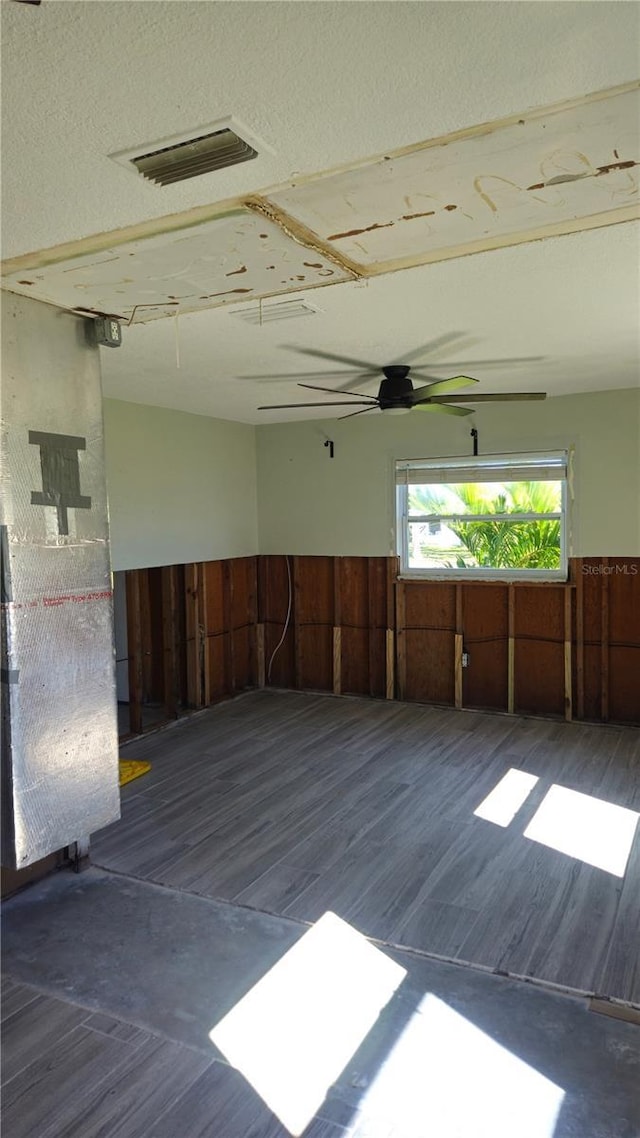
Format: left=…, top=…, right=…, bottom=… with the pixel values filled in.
left=104, top=399, right=258, bottom=570
left=256, top=388, right=640, bottom=558
left=103, top=389, right=639, bottom=568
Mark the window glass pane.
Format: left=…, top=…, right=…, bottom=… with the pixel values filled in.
left=408, top=518, right=562, bottom=570
left=408, top=480, right=562, bottom=518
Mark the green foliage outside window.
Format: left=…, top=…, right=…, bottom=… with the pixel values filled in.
left=408, top=481, right=562, bottom=570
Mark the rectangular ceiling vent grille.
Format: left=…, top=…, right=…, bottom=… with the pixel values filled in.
left=132, top=128, right=257, bottom=186
left=231, top=299, right=320, bottom=324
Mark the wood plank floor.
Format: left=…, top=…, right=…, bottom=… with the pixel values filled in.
left=95, top=690, right=640, bottom=1004
left=0, top=978, right=340, bottom=1138
left=5, top=943, right=640, bottom=1138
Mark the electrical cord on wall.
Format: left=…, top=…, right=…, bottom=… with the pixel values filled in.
left=267, top=555, right=292, bottom=683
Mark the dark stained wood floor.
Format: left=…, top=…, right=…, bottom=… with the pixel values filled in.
left=0, top=977, right=342, bottom=1138
left=5, top=957, right=640, bottom=1138
left=93, top=690, right=640, bottom=1004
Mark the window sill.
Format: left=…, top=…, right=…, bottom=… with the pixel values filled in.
left=398, top=572, right=571, bottom=585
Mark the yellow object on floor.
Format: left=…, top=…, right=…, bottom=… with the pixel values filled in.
left=119, top=760, right=152, bottom=787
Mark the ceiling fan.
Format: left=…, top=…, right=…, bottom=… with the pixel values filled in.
left=252, top=342, right=546, bottom=419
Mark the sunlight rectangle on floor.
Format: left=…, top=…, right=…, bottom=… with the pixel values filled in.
left=209, top=911, right=406, bottom=1136
left=523, top=785, right=639, bottom=877
left=473, top=769, right=539, bottom=827
left=354, top=994, right=564, bottom=1138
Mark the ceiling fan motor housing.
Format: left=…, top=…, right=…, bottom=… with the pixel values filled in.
left=379, top=367, right=414, bottom=409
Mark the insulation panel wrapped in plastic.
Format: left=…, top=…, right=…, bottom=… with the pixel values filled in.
left=1, top=292, right=120, bottom=868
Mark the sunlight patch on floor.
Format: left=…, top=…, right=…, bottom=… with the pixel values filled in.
left=473, top=768, right=539, bottom=826
left=353, top=994, right=564, bottom=1138
left=524, top=784, right=639, bottom=877
left=209, top=911, right=406, bottom=1136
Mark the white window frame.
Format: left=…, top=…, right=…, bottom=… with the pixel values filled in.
left=396, top=451, right=569, bottom=581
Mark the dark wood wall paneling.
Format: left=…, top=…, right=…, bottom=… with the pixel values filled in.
left=339, top=556, right=391, bottom=698
left=185, top=556, right=258, bottom=706
left=120, top=554, right=639, bottom=736
left=258, top=555, right=296, bottom=689
left=513, top=585, right=566, bottom=718
left=398, top=582, right=456, bottom=705
left=258, top=555, right=395, bottom=699
left=294, top=555, right=334, bottom=692
left=461, top=585, right=509, bottom=711
left=580, top=556, right=640, bottom=724
left=399, top=558, right=638, bottom=724
left=123, top=557, right=259, bottom=736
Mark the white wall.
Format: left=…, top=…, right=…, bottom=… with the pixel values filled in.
left=104, top=399, right=258, bottom=571
left=256, top=388, right=640, bottom=558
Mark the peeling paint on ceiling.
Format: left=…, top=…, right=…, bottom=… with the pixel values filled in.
left=2, top=85, right=637, bottom=325
left=1, top=209, right=354, bottom=322
left=267, top=84, right=640, bottom=272
left=2, top=0, right=639, bottom=427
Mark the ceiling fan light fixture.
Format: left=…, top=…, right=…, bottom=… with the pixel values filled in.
left=382, top=406, right=412, bottom=416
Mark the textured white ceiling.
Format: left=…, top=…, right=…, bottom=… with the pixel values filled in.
left=100, top=222, right=640, bottom=422
left=2, top=1, right=639, bottom=421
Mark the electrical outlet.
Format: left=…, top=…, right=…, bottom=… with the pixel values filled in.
left=462, top=651, right=470, bottom=668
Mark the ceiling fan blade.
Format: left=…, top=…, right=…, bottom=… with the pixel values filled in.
left=237, top=369, right=371, bottom=381
left=405, top=371, right=458, bottom=383
left=391, top=331, right=466, bottom=366
left=282, top=345, right=381, bottom=372
left=338, top=406, right=379, bottom=420
left=258, top=401, right=373, bottom=410
left=423, top=356, right=545, bottom=369
left=429, top=392, right=547, bottom=403
left=298, top=383, right=377, bottom=400
left=335, top=375, right=380, bottom=392
left=411, top=376, right=478, bottom=400
left=414, top=402, right=474, bottom=417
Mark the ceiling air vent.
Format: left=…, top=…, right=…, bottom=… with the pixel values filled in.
left=130, top=127, right=257, bottom=186
left=232, top=299, right=320, bottom=325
